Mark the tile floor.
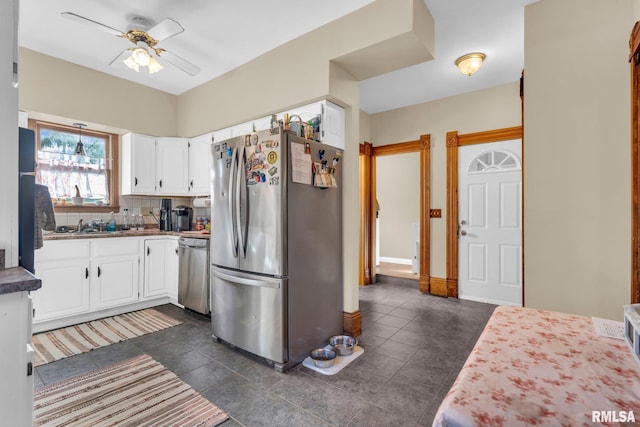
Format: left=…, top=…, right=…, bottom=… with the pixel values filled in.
left=34, top=279, right=496, bottom=426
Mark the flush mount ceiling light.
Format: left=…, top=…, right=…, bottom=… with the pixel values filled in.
left=73, top=123, right=86, bottom=156
left=455, top=52, right=486, bottom=76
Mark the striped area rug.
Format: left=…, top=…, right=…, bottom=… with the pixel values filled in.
left=33, top=308, right=182, bottom=366
left=34, top=354, right=229, bottom=427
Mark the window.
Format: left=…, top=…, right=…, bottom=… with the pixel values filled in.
left=32, top=120, right=119, bottom=212
left=468, top=149, right=521, bottom=174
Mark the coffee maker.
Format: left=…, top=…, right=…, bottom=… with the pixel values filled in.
left=172, top=206, right=193, bottom=232
left=159, top=198, right=172, bottom=231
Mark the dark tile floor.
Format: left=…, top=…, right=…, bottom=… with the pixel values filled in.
left=34, top=278, right=496, bottom=426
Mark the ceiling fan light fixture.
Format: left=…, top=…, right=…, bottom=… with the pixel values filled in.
left=148, top=56, right=163, bottom=74
left=455, top=52, right=486, bottom=76
left=123, top=54, right=140, bottom=72
left=132, top=47, right=150, bottom=66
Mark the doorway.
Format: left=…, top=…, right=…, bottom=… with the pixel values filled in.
left=446, top=126, right=523, bottom=300
left=359, top=135, right=432, bottom=293
left=376, top=152, right=420, bottom=281
left=458, top=140, right=522, bottom=305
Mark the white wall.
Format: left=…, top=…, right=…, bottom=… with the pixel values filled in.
left=376, top=152, right=419, bottom=260
left=524, top=0, right=636, bottom=320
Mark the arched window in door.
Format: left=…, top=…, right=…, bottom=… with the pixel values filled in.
left=467, top=150, right=521, bottom=174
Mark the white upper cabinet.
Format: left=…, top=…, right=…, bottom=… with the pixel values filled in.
left=156, top=137, right=189, bottom=195
left=121, top=134, right=190, bottom=196
left=188, top=133, right=213, bottom=196
left=121, top=133, right=156, bottom=195
left=120, top=100, right=344, bottom=197
left=320, top=100, right=345, bottom=149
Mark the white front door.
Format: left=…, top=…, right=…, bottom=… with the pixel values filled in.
left=458, top=139, right=522, bottom=306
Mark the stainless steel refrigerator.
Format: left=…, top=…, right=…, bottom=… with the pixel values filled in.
left=210, top=126, right=342, bottom=372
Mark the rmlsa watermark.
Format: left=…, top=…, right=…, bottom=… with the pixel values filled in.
left=591, top=410, right=636, bottom=423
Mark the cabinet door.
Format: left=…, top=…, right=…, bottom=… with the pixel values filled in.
left=144, top=240, right=169, bottom=298
left=121, top=133, right=156, bottom=195
left=31, top=260, right=90, bottom=322
left=156, top=138, right=189, bottom=195
left=188, top=134, right=212, bottom=195
left=321, top=101, right=345, bottom=149
left=92, top=256, right=139, bottom=310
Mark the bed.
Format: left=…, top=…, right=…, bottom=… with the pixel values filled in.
left=433, top=306, right=640, bottom=426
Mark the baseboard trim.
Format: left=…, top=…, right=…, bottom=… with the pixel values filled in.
left=379, top=257, right=412, bottom=265
left=446, top=278, right=458, bottom=298
left=430, top=277, right=448, bottom=297
left=343, top=309, right=362, bottom=338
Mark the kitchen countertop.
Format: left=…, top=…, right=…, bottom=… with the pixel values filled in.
left=0, top=266, right=42, bottom=295
left=43, top=229, right=211, bottom=241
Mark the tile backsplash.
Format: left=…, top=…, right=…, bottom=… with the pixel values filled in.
left=53, top=196, right=210, bottom=228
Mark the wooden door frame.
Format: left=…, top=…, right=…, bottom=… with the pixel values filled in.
left=630, top=21, right=640, bottom=304
left=359, top=135, right=431, bottom=292
left=446, top=126, right=523, bottom=298
left=359, top=142, right=374, bottom=285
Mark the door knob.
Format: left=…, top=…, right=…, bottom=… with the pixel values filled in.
left=460, top=230, right=467, bottom=236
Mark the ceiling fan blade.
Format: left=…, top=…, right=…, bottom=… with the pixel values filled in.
left=147, top=18, right=184, bottom=41
left=108, top=49, right=132, bottom=68
left=61, top=12, right=124, bottom=37
left=160, top=50, right=200, bottom=76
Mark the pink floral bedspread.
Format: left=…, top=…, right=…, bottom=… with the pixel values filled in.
left=433, top=306, right=640, bottom=426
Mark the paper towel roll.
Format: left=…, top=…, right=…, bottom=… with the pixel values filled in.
left=193, top=198, right=211, bottom=208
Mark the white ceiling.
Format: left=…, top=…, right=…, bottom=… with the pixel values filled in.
left=19, top=0, right=538, bottom=115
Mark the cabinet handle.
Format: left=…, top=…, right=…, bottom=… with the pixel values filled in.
left=135, top=177, right=138, bottom=186
left=159, top=179, right=163, bottom=188
left=97, top=266, right=101, bottom=278
left=85, top=267, right=89, bottom=279
left=147, top=247, right=150, bottom=256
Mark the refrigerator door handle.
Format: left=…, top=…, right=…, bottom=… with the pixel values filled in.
left=228, top=147, right=239, bottom=257
left=212, top=268, right=280, bottom=289
left=236, top=145, right=247, bottom=258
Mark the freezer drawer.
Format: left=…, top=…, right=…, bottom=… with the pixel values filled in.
left=210, top=266, right=286, bottom=364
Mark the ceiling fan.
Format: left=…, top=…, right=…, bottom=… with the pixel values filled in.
left=61, top=12, right=200, bottom=76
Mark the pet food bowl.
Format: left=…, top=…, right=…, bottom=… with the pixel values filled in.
left=329, top=335, right=358, bottom=356
left=309, top=347, right=337, bottom=369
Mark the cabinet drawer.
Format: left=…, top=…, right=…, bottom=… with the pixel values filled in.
left=36, top=240, right=91, bottom=262
left=92, top=237, right=139, bottom=257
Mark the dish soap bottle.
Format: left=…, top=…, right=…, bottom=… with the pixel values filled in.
left=106, top=212, right=117, bottom=232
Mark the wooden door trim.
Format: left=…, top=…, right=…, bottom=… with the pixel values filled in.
left=446, top=126, right=523, bottom=298
left=630, top=21, right=640, bottom=304
left=362, top=135, right=431, bottom=293
left=359, top=142, right=374, bottom=285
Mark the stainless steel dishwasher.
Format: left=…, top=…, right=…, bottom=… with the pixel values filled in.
left=178, top=237, right=210, bottom=315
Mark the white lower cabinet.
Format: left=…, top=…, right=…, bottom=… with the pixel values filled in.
left=143, top=238, right=179, bottom=301
left=33, top=236, right=179, bottom=331
left=92, top=238, right=139, bottom=310
left=33, top=240, right=91, bottom=322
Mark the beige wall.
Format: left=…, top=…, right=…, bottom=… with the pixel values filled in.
left=524, top=0, right=635, bottom=320
left=371, top=83, right=521, bottom=278
left=19, top=48, right=178, bottom=136
left=376, top=152, right=420, bottom=260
